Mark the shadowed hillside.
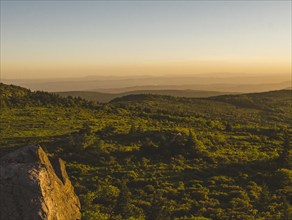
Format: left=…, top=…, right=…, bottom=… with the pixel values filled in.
left=56, top=90, right=237, bottom=103
left=0, top=83, right=101, bottom=109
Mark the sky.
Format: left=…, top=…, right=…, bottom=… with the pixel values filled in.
left=1, top=1, right=291, bottom=79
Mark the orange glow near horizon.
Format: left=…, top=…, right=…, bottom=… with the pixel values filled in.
left=2, top=58, right=291, bottom=79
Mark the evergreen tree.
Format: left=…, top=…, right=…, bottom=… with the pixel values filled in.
left=129, top=123, right=136, bottom=134
left=146, top=194, right=171, bottom=220
left=113, top=181, right=133, bottom=219
left=256, top=184, right=271, bottom=212
left=185, top=130, right=203, bottom=156
left=79, top=122, right=93, bottom=136
left=281, top=196, right=292, bottom=220
left=225, top=122, right=233, bottom=132
left=278, top=131, right=291, bottom=168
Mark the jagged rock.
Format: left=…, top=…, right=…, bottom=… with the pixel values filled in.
left=0, top=145, right=81, bottom=220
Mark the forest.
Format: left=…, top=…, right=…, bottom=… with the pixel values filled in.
left=0, top=83, right=291, bottom=220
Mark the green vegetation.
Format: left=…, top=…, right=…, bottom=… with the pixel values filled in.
left=1, top=83, right=291, bottom=219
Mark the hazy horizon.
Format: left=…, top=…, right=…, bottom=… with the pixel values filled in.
left=1, top=1, right=291, bottom=79
left=2, top=72, right=291, bottom=80
left=2, top=73, right=291, bottom=93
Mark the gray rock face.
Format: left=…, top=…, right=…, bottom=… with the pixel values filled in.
left=0, top=145, right=81, bottom=220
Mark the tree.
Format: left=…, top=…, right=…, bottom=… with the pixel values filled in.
left=185, top=130, right=204, bottom=156
left=225, top=122, right=233, bottom=132
left=79, top=122, right=93, bottom=136
left=275, top=168, right=292, bottom=188
left=146, top=193, right=171, bottom=220
left=281, top=196, right=292, bottom=220
left=140, top=138, right=158, bottom=156
left=137, top=125, right=143, bottom=133
left=256, top=184, right=271, bottom=212
left=278, top=131, right=291, bottom=168
left=88, top=139, right=106, bottom=154
left=129, top=123, right=136, bottom=134
left=113, top=181, right=133, bottom=219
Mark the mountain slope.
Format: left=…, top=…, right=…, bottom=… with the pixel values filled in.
left=1, top=83, right=292, bottom=220
left=0, top=83, right=100, bottom=108
left=210, top=89, right=292, bottom=111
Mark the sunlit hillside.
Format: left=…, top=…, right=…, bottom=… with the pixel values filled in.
left=1, top=83, right=291, bottom=219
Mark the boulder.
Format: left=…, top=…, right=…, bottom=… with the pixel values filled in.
left=0, top=145, right=81, bottom=220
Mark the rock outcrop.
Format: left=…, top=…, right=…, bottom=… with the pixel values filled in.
left=0, top=145, right=81, bottom=220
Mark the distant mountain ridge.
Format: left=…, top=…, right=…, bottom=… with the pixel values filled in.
left=3, top=74, right=290, bottom=92
left=97, top=81, right=291, bottom=93
left=56, top=90, right=237, bottom=103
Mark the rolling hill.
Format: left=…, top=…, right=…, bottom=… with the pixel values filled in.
left=56, top=90, right=237, bottom=103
